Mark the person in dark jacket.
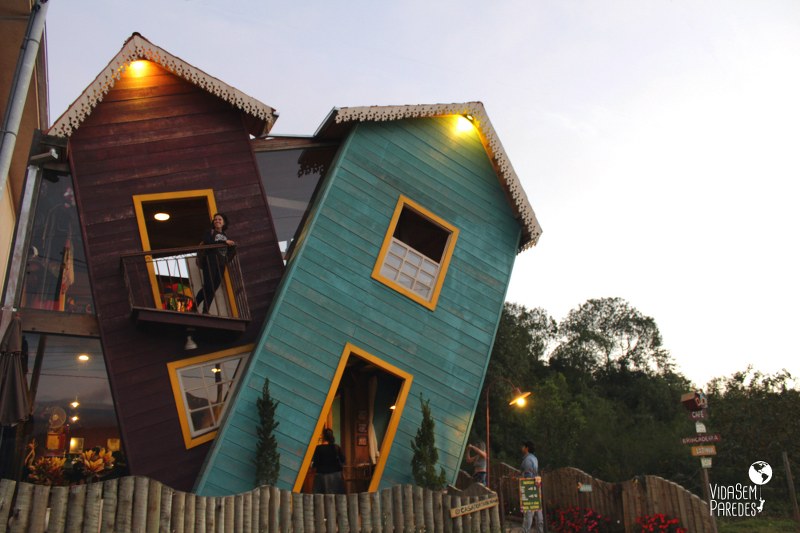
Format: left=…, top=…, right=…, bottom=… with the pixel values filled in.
left=312, top=428, right=345, bottom=494
left=194, top=213, right=235, bottom=314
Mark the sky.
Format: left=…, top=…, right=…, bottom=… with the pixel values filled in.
left=42, top=1, right=800, bottom=388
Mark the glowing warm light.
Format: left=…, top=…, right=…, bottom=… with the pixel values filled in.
left=77, top=354, right=90, bottom=362
left=128, top=60, right=149, bottom=76
left=455, top=115, right=475, bottom=133
left=70, top=399, right=80, bottom=409
left=154, top=212, right=170, bottom=221
left=211, top=367, right=221, bottom=373
left=70, top=415, right=79, bottom=422
left=508, top=388, right=531, bottom=407
left=389, top=405, right=396, bottom=410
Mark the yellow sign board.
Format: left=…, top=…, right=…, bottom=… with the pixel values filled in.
left=691, top=445, right=717, bottom=457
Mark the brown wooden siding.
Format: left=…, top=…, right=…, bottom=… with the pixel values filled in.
left=66, top=62, right=283, bottom=491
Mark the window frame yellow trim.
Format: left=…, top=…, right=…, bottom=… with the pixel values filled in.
left=131, top=189, right=239, bottom=316
left=371, top=195, right=459, bottom=311
left=166, top=344, right=254, bottom=449
left=292, top=342, right=414, bottom=493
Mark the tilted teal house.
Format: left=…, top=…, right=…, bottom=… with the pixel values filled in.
left=196, top=102, right=542, bottom=496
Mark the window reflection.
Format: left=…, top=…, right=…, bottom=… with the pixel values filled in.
left=177, top=354, right=245, bottom=437
left=21, top=333, right=126, bottom=483
left=22, top=171, right=94, bottom=314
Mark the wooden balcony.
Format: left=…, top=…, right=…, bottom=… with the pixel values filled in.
left=120, top=244, right=251, bottom=332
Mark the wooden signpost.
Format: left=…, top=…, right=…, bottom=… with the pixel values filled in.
left=681, top=390, right=718, bottom=533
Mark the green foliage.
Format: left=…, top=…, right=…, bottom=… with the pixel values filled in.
left=255, top=378, right=280, bottom=486
left=410, top=394, right=447, bottom=489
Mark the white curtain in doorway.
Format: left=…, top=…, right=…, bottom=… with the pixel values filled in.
left=368, top=376, right=379, bottom=464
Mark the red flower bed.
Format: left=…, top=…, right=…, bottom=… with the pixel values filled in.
left=634, top=513, right=687, bottom=533
left=546, top=506, right=620, bottom=532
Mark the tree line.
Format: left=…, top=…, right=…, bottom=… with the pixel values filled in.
left=468, top=297, right=799, bottom=516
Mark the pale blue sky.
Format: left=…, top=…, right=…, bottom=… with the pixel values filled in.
left=45, top=1, right=800, bottom=387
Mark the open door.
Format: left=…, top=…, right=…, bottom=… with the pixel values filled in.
left=132, top=190, right=238, bottom=317
left=296, top=343, right=413, bottom=493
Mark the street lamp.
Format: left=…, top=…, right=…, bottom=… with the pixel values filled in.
left=485, top=378, right=531, bottom=486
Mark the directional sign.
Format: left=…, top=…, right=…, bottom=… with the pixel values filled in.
left=691, top=445, right=717, bottom=457
left=682, top=434, right=721, bottom=445
left=695, top=422, right=707, bottom=434
left=688, top=409, right=708, bottom=421
left=701, top=457, right=713, bottom=469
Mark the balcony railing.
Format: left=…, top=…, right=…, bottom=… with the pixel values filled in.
left=120, top=244, right=251, bottom=332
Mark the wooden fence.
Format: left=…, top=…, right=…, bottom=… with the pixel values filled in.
left=0, top=477, right=501, bottom=533
left=482, top=464, right=714, bottom=533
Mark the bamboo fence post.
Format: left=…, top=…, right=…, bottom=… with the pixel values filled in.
left=45, top=486, right=68, bottom=533
left=28, top=484, right=50, bottom=533
left=442, top=495, right=452, bottom=533
left=130, top=476, right=149, bottom=533
left=279, top=490, right=292, bottom=533
left=403, top=485, right=414, bottom=533
left=269, top=487, right=280, bottom=533
left=0, top=479, right=15, bottom=533
left=223, top=495, right=235, bottom=533
left=370, top=491, right=383, bottom=533
left=206, top=496, right=217, bottom=533
left=100, top=478, right=118, bottom=533
left=432, top=491, right=444, bottom=533
left=479, top=497, right=489, bottom=533
left=324, top=494, right=336, bottom=533
left=239, top=492, right=250, bottom=533
left=64, top=484, right=87, bottom=533
left=194, top=494, right=206, bottom=533
left=259, top=487, right=271, bottom=533
left=461, top=497, right=472, bottom=533
left=144, top=479, right=161, bottom=533
left=488, top=494, right=501, bottom=533
left=171, top=490, right=186, bottom=533
left=380, top=489, right=393, bottom=533
left=313, top=493, right=326, bottom=533
left=360, top=492, right=372, bottom=533
left=412, top=486, right=424, bottom=532
left=335, top=494, right=349, bottom=533
left=451, top=496, right=463, bottom=533
left=423, top=489, right=434, bottom=533
left=184, top=492, right=196, bottom=533
left=158, top=485, right=173, bottom=533
left=392, top=486, right=403, bottom=533
left=303, top=493, right=315, bottom=533
left=347, top=493, right=360, bottom=533
left=211, top=496, right=221, bottom=533
left=8, top=482, right=32, bottom=533
left=291, top=492, right=304, bottom=533
left=82, top=481, right=103, bottom=533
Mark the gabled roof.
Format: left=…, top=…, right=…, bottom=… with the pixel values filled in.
left=316, top=102, right=542, bottom=251
left=48, top=33, right=277, bottom=138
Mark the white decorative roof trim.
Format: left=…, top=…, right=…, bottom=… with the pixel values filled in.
left=335, top=102, right=542, bottom=251
left=49, top=34, right=276, bottom=138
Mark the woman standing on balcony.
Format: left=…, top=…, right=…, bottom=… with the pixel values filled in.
left=194, top=213, right=235, bottom=314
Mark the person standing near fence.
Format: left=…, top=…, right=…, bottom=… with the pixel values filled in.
left=520, top=440, right=543, bottom=533
left=466, top=441, right=488, bottom=484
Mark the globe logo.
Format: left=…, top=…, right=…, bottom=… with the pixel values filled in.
left=748, top=461, right=773, bottom=485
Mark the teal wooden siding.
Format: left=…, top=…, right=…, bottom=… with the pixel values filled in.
left=196, top=117, right=521, bottom=496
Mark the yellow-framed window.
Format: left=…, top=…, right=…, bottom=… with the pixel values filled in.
left=371, top=195, right=459, bottom=311
left=293, top=343, right=414, bottom=493
left=166, top=344, right=253, bottom=449
left=131, top=189, right=239, bottom=316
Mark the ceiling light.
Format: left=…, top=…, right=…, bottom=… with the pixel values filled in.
left=70, top=398, right=80, bottom=409
left=70, top=415, right=79, bottom=422
left=154, top=212, right=170, bottom=221
left=77, top=354, right=90, bottom=362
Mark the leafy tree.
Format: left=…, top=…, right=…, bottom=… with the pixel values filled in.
left=255, top=378, right=280, bottom=486
left=411, top=395, right=447, bottom=489
left=550, top=297, right=672, bottom=376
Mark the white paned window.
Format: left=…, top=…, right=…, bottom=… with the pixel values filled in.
left=380, top=238, right=440, bottom=300
left=176, top=354, right=245, bottom=437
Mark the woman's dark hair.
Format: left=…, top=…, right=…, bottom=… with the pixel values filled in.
left=211, top=212, right=229, bottom=232
left=322, top=428, right=335, bottom=444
